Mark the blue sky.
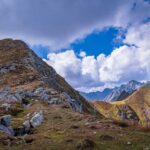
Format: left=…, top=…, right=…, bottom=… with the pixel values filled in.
left=32, top=45, right=49, bottom=59
left=32, top=27, right=125, bottom=58
left=70, top=27, right=125, bottom=57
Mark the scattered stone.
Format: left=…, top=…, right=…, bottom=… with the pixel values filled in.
left=62, top=92, right=83, bottom=112
left=24, top=135, right=35, bottom=143
left=100, top=135, right=115, bottom=141
left=127, top=141, right=132, bottom=145
left=23, top=120, right=31, bottom=133
left=34, top=87, right=50, bottom=101
left=61, top=104, right=70, bottom=109
left=14, top=125, right=26, bottom=136
left=30, top=111, right=44, bottom=128
left=0, top=103, right=11, bottom=111
left=70, top=124, right=80, bottom=129
left=48, top=98, right=62, bottom=105
left=26, top=113, right=31, bottom=118
left=0, top=115, right=12, bottom=127
left=0, top=125, right=14, bottom=135
left=93, top=131, right=97, bottom=134
left=11, top=108, right=23, bottom=117
left=77, top=139, right=95, bottom=150
left=0, top=64, right=16, bottom=75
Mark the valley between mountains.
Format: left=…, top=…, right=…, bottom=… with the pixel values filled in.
left=0, top=39, right=150, bottom=150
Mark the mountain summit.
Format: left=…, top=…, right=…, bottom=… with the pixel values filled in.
left=105, top=80, right=143, bottom=102
left=0, top=39, right=95, bottom=113
left=81, top=80, right=143, bottom=101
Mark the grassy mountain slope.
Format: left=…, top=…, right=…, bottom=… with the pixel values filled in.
left=1, top=101, right=150, bottom=150
left=94, top=87, right=150, bottom=126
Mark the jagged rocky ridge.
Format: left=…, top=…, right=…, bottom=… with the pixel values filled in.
left=105, top=80, right=144, bottom=102
left=83, top=80, right=145, bottom=102
left=0, top=39, right=98, bottom=136
left=0, top=39, right=94, bottom=113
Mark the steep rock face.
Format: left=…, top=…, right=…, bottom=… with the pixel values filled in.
left=81, top=80, right=144, bottom=102
left=0, top=39, right=96, bottom=114
left=105, top=80, right=143, bottom=102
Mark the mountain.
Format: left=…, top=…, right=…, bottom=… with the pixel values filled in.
left=81, top=80, right=143, bottom=102
left=121, top=86, right=150, bottom=127
left=94, top=101, right=139, bottom=122
left=94, top=86, right=150, bottom=126
left=0, top=39, right=150, bottom=149
left=80, top=88, right=112, bottom=101
left=105, top=80, right=144, bottom=102
left=0, top=39, right=95, bottom=114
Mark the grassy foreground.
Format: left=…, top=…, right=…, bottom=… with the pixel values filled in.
left=0, top=101, right=150, bottom=150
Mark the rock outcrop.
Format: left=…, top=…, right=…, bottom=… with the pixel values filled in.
left=0, top=39, right=97, bottom=114
left=30, top=111, right=44, bottom=128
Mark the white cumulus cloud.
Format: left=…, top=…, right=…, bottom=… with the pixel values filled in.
left=45, top=22, right=150, bottom=92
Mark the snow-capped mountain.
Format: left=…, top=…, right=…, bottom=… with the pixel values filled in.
left=81, top=80, right=145, bottom=102
left=105, top=80, right=144, bottom=102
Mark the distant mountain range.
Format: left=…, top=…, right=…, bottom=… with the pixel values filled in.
left=94, top=86, right=150, bottom=126
left=80, top=80, right=148, bottom=102
left=105, top=80, right=144, bottom=102
left=80, top=88, right=112, bottom=101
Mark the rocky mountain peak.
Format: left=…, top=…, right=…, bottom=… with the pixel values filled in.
left=105, top=80, right=144, bottom=102
left=0, top=39, right=96, bottom=114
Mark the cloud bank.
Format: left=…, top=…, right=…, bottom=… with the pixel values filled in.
left=0, top=0, right=149, bottom=92
left=0, top=0, right=149, bottom=50
left=45, top=22, right=150, bottom=92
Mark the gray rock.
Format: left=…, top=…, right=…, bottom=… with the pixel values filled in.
left=23, top=120, right=31, bottom=132
left=7, top=95, right=18, bottom=102
left=34, top=87, right=50, bottom=101
left=62, top=92, right=83, bottom=112
left=14, top=125, right=26, bottom=136
left=34, top=87, right=44, bottom=95
left=0, top=64, right=16, bottom=75
left=0, top=103, right=11, bottom=111
left=0, top=115, right=12, bottom=127
left=0, top=125, right=14, bottom=135
left=48, top=98, right=62, bottom=105
left=30, top=111, right=44, bottom=128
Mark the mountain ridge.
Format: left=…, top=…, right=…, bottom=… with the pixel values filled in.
left=0, top=38, right=96, bottom=114
left=81, top=80, right=145, bottom=102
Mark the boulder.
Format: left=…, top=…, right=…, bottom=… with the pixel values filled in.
left=34, top=87, right=50, bottom=101
left=14, top=125, right=26, bottom=136
left=76, top=139, right=95, bottom=150
left=62, top=92, right=83, bottom=112
left=100, top=135, right=115, bottom=141
left=23, top=120, right=31, bottom=132
left=0, top=115, right=12, bottom=127
left=30, top=111, right=44, bottom=128
left=1, top=103, right=11, bottom=111
left=48, top=98, right=62, bottom=105
left=0, top=125, right=14, bottom=135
